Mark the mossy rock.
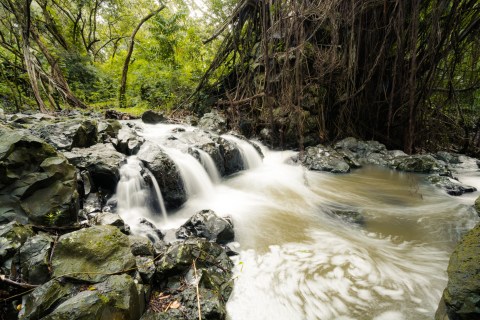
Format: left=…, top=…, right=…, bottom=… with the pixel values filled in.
left=436, top=223, right=480, bottom=319
left=52, top=226, right=136, bottom=283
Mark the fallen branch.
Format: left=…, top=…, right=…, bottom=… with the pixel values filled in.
left=193, top=259, right=202, bottom=320
left=216, top=93, right=265, bottom=106
left=0, top=275, right=38, bottom=289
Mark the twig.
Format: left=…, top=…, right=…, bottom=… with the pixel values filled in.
left=0, top=275, right=38, bottom=289
left=193, top=259, right=202, bottom=320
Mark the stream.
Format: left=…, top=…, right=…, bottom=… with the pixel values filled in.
left=116, top=122, right=480, bottom=320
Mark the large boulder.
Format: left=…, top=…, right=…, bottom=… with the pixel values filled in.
left=151, top=239, right=234, bottom=320
left=435, top=223, right=480, bottom=320
left=176, top=210, right=234, bottom=244
left=137, top=142, right=186, bottom=209
left=64, top=143, right=126, bottom=193
left=51, top=225, right=136, bottom=283
left=301, top=145, right=351, bottom=173
left=29, top=119, right=98, bottom=151
left=142, top=110, right=166, bottom=124
left=0, top=222, right=34, bottom=275
left=0, top=125, right=79, bottom=225
left=198, top=110, right=227, bottom=134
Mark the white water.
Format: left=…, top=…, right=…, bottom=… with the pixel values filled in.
left=116, top=157, right=168, bottom=238
left=196, top=148, right=221, bottom=183
left=223, top=134, right=263, bottom=169
left=118, top=122, right=480, bottom=319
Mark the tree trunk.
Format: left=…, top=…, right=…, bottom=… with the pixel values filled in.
left=118, top=6, right=165, bottom=108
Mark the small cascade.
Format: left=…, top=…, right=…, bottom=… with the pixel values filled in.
left=196, top=148, right=221, bottom=183
left=223, top=134, right=263, bottom=169
left=116, top=157, right=168, bottom=226
left=163, top=147, right=215, bottom=197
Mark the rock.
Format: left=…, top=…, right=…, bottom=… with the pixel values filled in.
left=129, top=235, right=155, bottom=256
left=137, top=218, right=164, bottom=244
left=302, top=145, right=351, bottom=173
left=19, top=233, right=53, bottom=284
left=0, top=222, right=34, bottom=264
left=136, top=256, right=156, bottom=283
left=137, top=142, right=186, bottom=209
left=97, top=120, right=122, bottom=143
left=82, top=193, right=102, bottom=217
left=113, top=125, right=145, bottom=155
left=51, top=226, right=136, bottom=283
left=329, top=209, right=364, bottom=225
left=20, top=279, right=75, bottom=320
left=435, top=223, right=480, bottom=320
left=425, top=175, right=477, bottom=196
left=29, top=119, right=98, bottom=151
left=474, top=196, right=480, bottom=214
left=105, top=109, right=138, bottom=120
left=184, top=115, right=199, bottom=126
left=64, top=143, right=126, bottom=193
left=214, top=136, right=244, bottom=176
left=392, top=154, right=448, bottom=174
left=94, top=212, right=129, bottom=233
left=198, top=110, right=227, bottom=134
left=0, top=108, right=5, bottom=121
left=152, top=239, right=233, bottom=320
left=176, top=210, right=234, bottom=244
left=435, top=151, right=462, bottom=165
left=142, top=110, right=166, bottom=124
left=0, top=125, right=79, bottom=225
left=22, top=274, right=143, bottom=320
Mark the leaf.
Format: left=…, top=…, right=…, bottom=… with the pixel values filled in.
left=170, top=300, right=181, bottom=309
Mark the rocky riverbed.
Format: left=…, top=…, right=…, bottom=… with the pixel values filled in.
left=0, top=109, right=479, bottom=319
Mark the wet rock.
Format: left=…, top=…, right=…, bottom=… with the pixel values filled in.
left=142, top=110, right=166, bottom=124
left=19, top=233, right=53, bottom=284
left=82, top=193, right=103, bottom=217
left=64, top=143, right=126, bottom=193
left=97, top=120, right=122, bottom=143
left=198, top=110, right=227, bottom=134
left=137, top=142, right=186, bottom=209
left=94, top=212, right=129, bottom=234
left=302, top=145, right=350, bottom=173
left=435, top=151, right=462, bottom=165
left=474, top=196, right=480, bottom=215
left=0, top=222, right=34, bottom=264
left=392, top=154, right=448, bottom=174
left=51, top=225, right=136, bottom=283
left=113, top=125, right=145, bottom=155
left=136, top=256, right=156, bottom=283
left=435, top=223, right=480, bottom=320
left=29, top=119, right=98, bottom=151
left=152, top=239, right=233, bottom=320
left=329, top=209, right=364, bottom=225
left=215, top=137, right=244, bottom=176
left=425, top=175, right=477, bottom=196
left=105, top=109, right=138, bottom=120
left=0, top=125, right=79, bottom=225
left=0, top=108, right=5, bottom=121
left=137, top=218, right=164, bottom=244
left=20, top=279, right=75, bottom=320
left=129, top=235, right=155, bottom=256
left=184, top=115, right=199, bottom=126
left=176, top=210, right=234, bottom=244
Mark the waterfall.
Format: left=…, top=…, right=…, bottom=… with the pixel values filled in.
left=223, top=134, right=263, bottom=169
left=163, top=147, right=215, bottom=197
left=196, top=148, right=221, bottom=183
left=116, top=157, right=168, bottom=225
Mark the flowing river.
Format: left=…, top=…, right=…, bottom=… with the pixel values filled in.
left=116, top=122, right=480, bottom=320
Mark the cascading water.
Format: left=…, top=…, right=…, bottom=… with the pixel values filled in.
left=116, top=157, right=168, bottom=239
left=196, top=148, right=221, bottom=183
left=117, top=122, right=479, bottom=319
left=223, top=134, right=263, bottom=169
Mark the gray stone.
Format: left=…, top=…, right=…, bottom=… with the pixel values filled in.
left=0, top=125, right=79, bottom=225
left=176, top=210, right=234, bottom=244
left=392, top=154, right=448, bottom=174
left=142, top=110, right=166, bottom=124
left=64, top=143, right=126, bottom=193
left=137, top=142, right=186, bottom=209
left=302, top=145, right=351, bottom=173
left=0, top=221, right=34, bottom=262
left=198, top=110, right=227, bottom=134
left=113, top=125, right=145, bottom=155
left=129, top=235, right=155, bottom=256
left=95, top=212, right=129, bottom=233
left=19, top=233, right=53, bottom=284
left=52, top=226, right=136, bottom=283
left=426, top=175, right=476, bottom=196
